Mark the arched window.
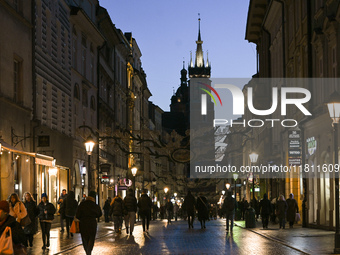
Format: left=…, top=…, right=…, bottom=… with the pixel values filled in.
left=74, top=83, right=80, bottom=99
left=90, top=95, right=96, bottom=110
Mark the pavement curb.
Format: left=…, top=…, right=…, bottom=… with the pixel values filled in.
left=234, top=223, right=311, bottom=255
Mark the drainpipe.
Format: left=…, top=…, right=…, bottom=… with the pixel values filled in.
left=274, top=0, right=286, bottom=77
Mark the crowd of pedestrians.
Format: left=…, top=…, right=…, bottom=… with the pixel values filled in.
left=0, top=187, right=301, bottom=255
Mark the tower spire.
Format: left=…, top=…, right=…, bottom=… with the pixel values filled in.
left=195, top=13, right=204, bottom=68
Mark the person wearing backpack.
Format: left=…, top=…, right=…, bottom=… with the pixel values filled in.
left=222, top=192, right=237, bottom=233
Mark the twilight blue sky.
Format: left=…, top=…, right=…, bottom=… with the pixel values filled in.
left=100, top=0, right=256, bottom=111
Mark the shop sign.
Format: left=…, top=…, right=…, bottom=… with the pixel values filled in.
left=307, top=137, right=317, bottom=156
left=288, top=158, right=301, bottom=165
left=100, top=175, right=110, bottom=184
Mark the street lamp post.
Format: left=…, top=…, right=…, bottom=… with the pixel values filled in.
left=233, top=173, right=239, bottom=200
left=226, top=183, right=230, bottom=191
left=84, top=135, right=95, bottom=192
left=326, top=91, right=340, bottom=253
left=249, top=152, right=259, bottom=203
left=164, top=187, right=169, bottom=200
left=131, top=166, right=138, bottom=192
left=82, top=164, right=87, bottom=197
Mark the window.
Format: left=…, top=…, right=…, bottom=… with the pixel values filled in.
left=81, top=35, right=87, bottom=77
left=90, top=96, right=96, bottom=110
left=82, top=88, right=88, bottom=106
left=72, top=27, right=77, bottom=69
left=13, top=0, right=22, bottom=13
left=13, top=59, right=23, bottom=103
left=90, top=44, right=94, bottom=83
left=73, top=83, right=80, bottom=99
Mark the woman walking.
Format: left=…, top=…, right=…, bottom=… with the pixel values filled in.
left=64, top=190, right=78, bottom=238
left=286, top=193, right=299, bottom=228
left=124, top=189, right=137, bottom=235
left=8, top=193, right=27, bottom=223
left=38, top=193, right=56, bottom=250
left=23, top=192, right=39, bottom=247
left=76, top=191, right=102, bottom=255
left=196, top=194, right=209, bottom=229
left=165, top=198, right=173, bottom=224
left=276, top=195, right=288, bottom=229
left=110, top=194, right=124, bottom=235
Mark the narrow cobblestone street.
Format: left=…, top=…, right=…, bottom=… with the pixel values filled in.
left=26, top=219, right=336, bottom=255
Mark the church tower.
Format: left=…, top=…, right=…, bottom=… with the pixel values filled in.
left=189, top=16, right=211, bottom=78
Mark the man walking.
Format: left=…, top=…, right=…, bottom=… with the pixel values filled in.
left=57, top=189, right=67, bottom=233
left=183, top=190, right=196, bottom=229
left=138, top=189, right=152, bottom=233
left=223, top=192, right=236, bottom=233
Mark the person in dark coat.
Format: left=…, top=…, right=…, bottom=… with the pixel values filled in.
left=286, top=193, right=299, bottom=228
left=196, top=194, right=209, bottom=229
left=0, top=200, right=26, bottom=247
left=103, top=197, right=111, bottom=223
left=223, top=192, right=237, bottom=233
left=259, top=193, right=272, bottom=229
left=183, top=190, right=196, bottom=229
left=165, top=198, right=174, bottom=224
left=38, top=193, right=56, bottom=250
left=76, top=191, right=102, bottom=255
left=64, top=190, right=78, bottom=238
left=23, top=192, right=39, bottom=247
left=276, top=195, right=288, bottom=229
left=242, top=197, right=249, bottom=220
left=138, top=189, right=152, bottom=233
left=110, top=195, right=124, bottom=234
left=123, top=189, right=137, bottom=235
left=57, top=189, right=67, bottom=233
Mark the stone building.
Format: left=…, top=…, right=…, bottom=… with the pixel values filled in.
left=246, top=0, right=340, bottom=229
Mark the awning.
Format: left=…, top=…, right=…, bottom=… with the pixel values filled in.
left=0, top=140, right=54, bottom=166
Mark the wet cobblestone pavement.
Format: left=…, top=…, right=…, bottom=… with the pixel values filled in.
left=25, top=218, right=333, bottom=254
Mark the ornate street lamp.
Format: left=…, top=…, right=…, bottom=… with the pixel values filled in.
left=222, top=190, right=225, bottom=196
left=84, top=135, right=95, bottom=192
left=226, top=183, right=230, bottom=190
left=84, top=135, right=95, bottom=155
left=131, top=166, right=138, bottom=192
left=249, top=152, right=258, bottom=203
left=326, top=91, right=340, bottom=253
left=164, top=187, right=169, bottom=194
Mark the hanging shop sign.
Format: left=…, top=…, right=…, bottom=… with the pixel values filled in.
left=288, top=130, right=301, bottom=165
left=307, top=137, right=317, bottom=156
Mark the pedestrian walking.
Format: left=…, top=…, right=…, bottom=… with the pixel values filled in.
left=123, top=189, right=137, bottom=235
left=64, top=190, right=78, bottom=238
left=57, top=189, right=67, bottom=233
left=183, top=190, right=196, bottom=229
left=276, top=195, right=288, bottom=229
left=166, top=198, right=174, bottom=224
left=197, top=194, right=209, bottom=229
left=152, top=204, right=159, bottom=220
left=174, top=202, right=179, bottom=221
left=223, top=192, right=237, bottom=233
left=38, top=193, right=56, bottom=250
left=110, top=194, right=124, bottom=234
left=76, top=191, right=102, bottom=255
left=23, top=192, right=39, bottom=247
left=241, top=197, right=249, bottom=220
left=103, top=197, right=111, bottom=223
left=8, top=193, right=27, bottom=223
left=286, top=193, right=299, bottom=228
left=0, top=200, right=26, bottom=249
left=138, top=189, right=152, bottom=233
left=259, top=193, right=272, bottom=229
